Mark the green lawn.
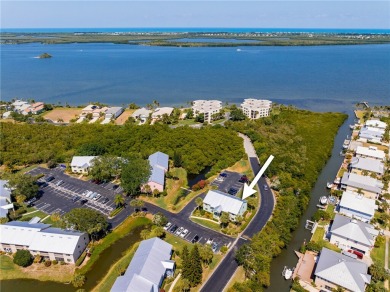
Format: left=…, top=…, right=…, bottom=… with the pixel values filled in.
left=164, top=232, right=193, bottom=251
left=371, top=236, right=386, bottom=266
left=311, top=227, right=341, bottom=252
left=20, top=210, right=48, bottom=222
left=176, top=119, right=197, bottom=126
left=191, top=217, right=221, bottom=233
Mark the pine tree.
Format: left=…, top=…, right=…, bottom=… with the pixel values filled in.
left=181, top=245, right=191, bottom=280
left=189, top=245, right=203, bottom=286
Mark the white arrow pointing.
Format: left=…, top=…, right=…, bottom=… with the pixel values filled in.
left=242, top=155, right=274, bottom=200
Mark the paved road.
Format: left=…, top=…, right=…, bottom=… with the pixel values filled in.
left=201, top=137, right=275, bottom=292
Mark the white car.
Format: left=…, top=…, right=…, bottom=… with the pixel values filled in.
left=163, top=222, right=172, bottom=231
left=175, top=227, right=184, bottom=236
left=180, top=229, right=188, bottom=238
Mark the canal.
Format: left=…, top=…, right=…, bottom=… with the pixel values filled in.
left=267, top=110, right=355, bottom=291
left=1, top=225, right=145, bottom=292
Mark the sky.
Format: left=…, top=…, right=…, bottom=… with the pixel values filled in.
left=1, top=1, right=390, bottom=29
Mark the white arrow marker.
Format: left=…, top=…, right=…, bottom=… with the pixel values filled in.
left=242, top=155, right=274, bottom=200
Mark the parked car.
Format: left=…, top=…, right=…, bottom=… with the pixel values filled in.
left=191, top=235, right=200, bottom=244
left=170, top=225, right=178, bottom=233
left=164, top=222, right=172, bottom=231
left=263, top=185, right=269, bottom=191
left=228, top=188, right=238, bottom=195
left=45, top=175, right=55, bottom=182
left=80, top=199, right=88, bottom=205
left=93, top=194, right=101, bottom=200
left=72, top=196, right=81, bottom=203
left=206, top=238, right=213, bottom=245
left=180, top=229, right=189, bottom=238
left=102, top=197, right=109, bottom=204
left=348, top=249, right=363, bottom=259
left=175, top=227, right=184, bottom=236
left=220, top=172, right=228, bottom=178
left=90, top=192, right=98, bottom=199
left=55, top=180, right=63, bottom=186
left=239, top=175, right=248, bottom=183
left=212, top=243, right=218, bottom=252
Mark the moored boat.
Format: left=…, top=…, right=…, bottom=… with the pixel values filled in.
left=319, top=196, right=328, bottom=205
left=282, top=266, right=293, bottom=280
left=326, top=182, right=333, bottom=189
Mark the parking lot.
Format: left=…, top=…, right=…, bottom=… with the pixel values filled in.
left=27, top=167, right=119, bottom=216
left=211, top=170, right=245, bottom=196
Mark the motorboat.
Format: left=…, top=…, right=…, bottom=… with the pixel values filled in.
left=319, top=196, right=328, bottom=205
left=326, top=182, right=333, bottom=189
left=282, top=266, right=293, bottom=280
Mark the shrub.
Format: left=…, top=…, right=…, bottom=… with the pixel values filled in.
left=75, top=251, right=87, bottom=267
left=44, top=260, right=52, bottom=267
left=72, top=274, right=86, bottom=288
left=13, top=250, right=33, bottom=267
left=33, top=255, right=42, bottom=263
left=60, top=261, right=66, bottom=265
left=305, top=241, right=322, bottom=252
left=220, top=246, right=228, bottom=254
left=52, top=260, right=58, bottom=265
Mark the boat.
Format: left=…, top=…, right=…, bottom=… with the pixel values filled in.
left=349, top=125, right=355, bottom=130
left=319, top=196, right=328, bottom=205
left=282, top=266, right=293, bottom=280
left=236, top=49, right=241, bottom=52
left=326, top=182, right=333, bottom=189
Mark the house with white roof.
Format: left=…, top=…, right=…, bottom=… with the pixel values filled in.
left=355, top=146, right=385, bottom=161
left=359, top=126, right=385, bottom=141
left=152, top=107, right=174, bottom=120
left=81, top=104, right=99, bottom=115
left=241, top=98, right=272, bottom=119
left=314, top=248, right=371, bottom=292
left=203, top=190, right=247, bottom=221
left=338, top=191, right=376, bottom=223
left=329, top=214, right=379, bottom=254
left=365, top=119, right=387, bottom=130
left=0, top=221, right=89, bottom=263
left=341, top=172, right=383, bottom=199
left=0, top=180, right=13, bottom=218
left=132, top=108, right=152, bottom=123
left=105, top=107, right=124, bottom=120
left=145, top=152, right=169, bottom=192
left=349, top=156, right=384, bottom=176
left=24, top=102, right=45, bottom=115
left=192, top=100, right=222, bottom=123
left=70, top=156, right=97, bottom=174
left=12, top=100, right=31, bottom=115
left=111, top=237, right=174, bottom=292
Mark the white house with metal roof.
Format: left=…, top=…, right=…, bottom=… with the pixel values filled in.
left=145, top=152, right=169, bottom=192
left=0, top=180, right=13, bottom=218
left=152, top=107, right=174, bottom=119
left=105, top=107, right=124, bottom=120
left=359, top=126, right=385, bottom=141
left=0, top=221, right=89, bottom=263
left=71, top=156, right=97, bottom=174
left=329, top=214, right=379, bottom=254
left=365, top=119, right=387, bottom=130
left=355, top=146, right=385, bottom=161
left=203, top=190, right=247, bottom=221
left=341, top=172, right=383, bottom=199
left=111, top=237, right=174, bottom=292
left=132, top=108, right=152, bottom=122
left=338, top=191, right=376, bottom=223
left=314, top=248, right=371, bottom=292
left=349, top=156, right=384, bottom=176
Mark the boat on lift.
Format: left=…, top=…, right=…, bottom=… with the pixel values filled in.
left=319, top=196, right=328, bottom=205
left=326, top=182, right=333, bottom=189
left=282, top=266, right=294, bottom=280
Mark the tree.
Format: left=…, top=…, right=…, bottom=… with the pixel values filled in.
left=181, top=246, right=191, bottom=279
left=185, top=109, right=194, bottom=119
left=77, top=143, right=106, bottom=156
left=152, top=189, right=160, bottom=197
left=114, top=194, right=125, bottom=208
left=161, top=113, right=171, bottom=124
left=195, top=113, right=205, bottom=123
left=173, top=151, right=183, bottom=167
left=89, top=156, right=122, bottom=182
left=72, top=274, right=86, bottom=288
left=235, top=215, right=244, bottom=225
left=50, top=212, right=61, bottom=222
left=140, top=229, right=151, bottom=240
left=188, top=245, right=203, bottom=286
left=130, top=199, right=144, bottom=212
left=16, top=195, right=27, bottom=205
left=152, top=212, right=168, bottom=227
left=13, top=250, right=33, bottom=267
left=7, top=174, right=39, bottom=200
left=175, top=278, right=190, bottom=292
left=369, top=264, right=387, bottom=282
left=121, top=156, right=151, bottom=195
left=143, top=184, right=152, bottom=195
left=198, top=244, right=213, bottom=266
left=195, top=197, right=203, bottom=210
left=220, top=212, right=230, bottom=227
left=63, top=208, right=108, bottom=240
left=150, top=226, right=165, bottom=238
left=230, top=107, right=246, bottom=121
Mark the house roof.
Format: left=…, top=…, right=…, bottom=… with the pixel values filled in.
left=341, top=172, right=383, bottom=194
left=0, top=180, right=11, bottom=201
left=330, top=214, right=378, bottom=246
left=315, top=248, right=371, bottom=292
left=203, top=190, right=246, bottom=215
left=149, top=166, right=165, bottom=186
left=132, top=108, right=152, bottom=118
left=111, top=237, right=173, bottom=292
left=350, top=157, right=384, bottom=174
left=339, top=191, right=376, bottom=217
left=365, top=119, right=387, bottom=129
left=71, top=156, right=97, bottom=168
left=106, top=107, right=123, bottom=115
left=149, top=152, right=169, bottom=170
left=28, top=227, right=87, bottom=255
left=356, top=146, right=385, bottom=160
left=82, top=104, right=98, bottom=111
left=0, top=221, right=51, bottom=246
left=12, top=100, right=29, bottom=107
left=192, top=100, right=222, bottom=113
left=152, top=107, right=174, bottom=118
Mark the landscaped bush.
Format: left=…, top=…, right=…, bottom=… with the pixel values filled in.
left=72, top=274, right=86, bottom=288
left=220, top=246, right=228, bottom=254
left=33, top=255, right=42, bottom=263
left=109, top=206, right=124, bottom=217
left=52, top=260, right=58, bottom=265
left=75, top=251, right=87, bottom=267
left=44, top=260, right=52, bottom=267
left=13, top=250, right=33, bottom=267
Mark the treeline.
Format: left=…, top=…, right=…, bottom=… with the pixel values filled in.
left=228, top=106, right=347, bottom=291
left=0, top=123, right=244, bottom=175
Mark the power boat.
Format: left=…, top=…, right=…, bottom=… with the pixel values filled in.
left=319, top=196, right=328, bottom=205
left=282, top=266, right=293, bottom=280
left=326, top=182, right=333, bottom=189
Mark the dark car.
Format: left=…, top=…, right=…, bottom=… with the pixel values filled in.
left=228, top=188, right=238, bottom=195
left=170, top=225, right=178, bottom=233
left=72, top=196, right=81, bottom=203
left=191, top=235, right=200, bottom=244
left=45, top=175, right=55, bottom=182
left=102, top=197, right=110, bottom=204
left=80, top=199, right=88, bottom=205
left=238, top=175, right=249, bottom=183
left=112, top=184, right=119, bottom=190
left=219, top=172, right=228, bottom=178
left=141, top=207, right=148, bottom=212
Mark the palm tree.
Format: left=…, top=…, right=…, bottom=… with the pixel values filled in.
left=130, top=199, right=144, bottom=212
left=114, top=194, right=125, bottom=208
left=143, top=184, right=152, bottom=196
left=195, top=197, right=203, bottom=211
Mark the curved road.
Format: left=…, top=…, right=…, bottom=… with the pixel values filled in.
left=201, top=136, right=275, bottom=292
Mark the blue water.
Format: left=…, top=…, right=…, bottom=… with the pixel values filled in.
left=169, top=38, right=262, bottom=43
left=2, top=27, right=390, bottom=34
left=1, top=43, right=390, bottom=112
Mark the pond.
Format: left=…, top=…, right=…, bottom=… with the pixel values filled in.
left=168, top=38, right=262, bottom=43
left=1, top=225, right=145, bottom=292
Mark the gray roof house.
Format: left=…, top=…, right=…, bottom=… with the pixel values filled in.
left=341, top=172, right=383, bottom=198
left=149, top=152, right=169, bottom=171
left=350, top=156, right=384, bottom=175
left=145, top=152, right=170, bottom=192
left=329, top=214, right=379, bottom=253
left=203, top=190, right=247, bottom=221
left=105, top=107, right=124, bottom=120
left=338, top=191, right=376, bottom=223
left=0, top=180, right=13, bottom=218
left=314, top=248, right=371, bottom=292
left=111, top=237, right=174, bottom=292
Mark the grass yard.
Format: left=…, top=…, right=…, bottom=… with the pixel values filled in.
left=43, top=107, right=82, bottom=123
left=115, top=109, right=136, bottom=125
left=337, top=167, right=347, bottom=178
left=0, top=254, right=74, bottom=282
left=225, top=159, right=254, bottom=180
left=190, top=217, right=221, bottom=233
left=226, top=266, right=246, bottom=291
left=311, top=227, right=341, bottom=252
left=176, top=119, right=197, bottom=126
left=371, top=236, right=386, bottom=266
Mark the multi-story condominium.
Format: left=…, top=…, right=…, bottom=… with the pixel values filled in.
left=241, top=99, right=272, bottom=119
left=192, top=100, right=222, bottom=123
left=203, top=190, right=247, bottom=221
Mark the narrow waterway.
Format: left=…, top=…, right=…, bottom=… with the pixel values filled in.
left=0, top=225, right=145, bottom=292
left=267, top=110, right=355, bottom=291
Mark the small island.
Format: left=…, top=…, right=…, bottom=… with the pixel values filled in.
left=38, top=53, right=52, bottom=59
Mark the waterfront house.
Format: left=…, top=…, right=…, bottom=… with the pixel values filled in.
left=111, top=237, right=174, bottom=292
left=0, top=221, right=89, bottom=264
left=355, top=146, right=385, bottom=161
left=192, top=100, right=222, bottom=123
left=203, top=190, right=247, bottom=221
left=340, top=172, right=383, bottom=199
left=338, top=191, right=376, bottom=223
left=70, top=156, right=97, bottom=174
left=27, top=102, right=45, bottom=115
left=145, top=152, right=169, bottom=192
left=359, top=126, right=385, bottom=141
left=132, top=108, right=152, bottom=122
left=365, top=119, right=387, bottom=130
left=329, top=214, right=378, bottom=254
left=152, top=107, right=174, bottom=119
left=0, top=180, right=13, bottom=218
left=81, top=104, right=99, bottom=115
left=12, top=100, right=31, bottom=115
left=92, top=106, right=108, bottom=118
left=240, top=98, right=272, bottom=119
left=314, top=248, right=371, bottom=292
left=105, top=107, right=124, bottom=120
left=349, top=156, right=384, bottom=176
